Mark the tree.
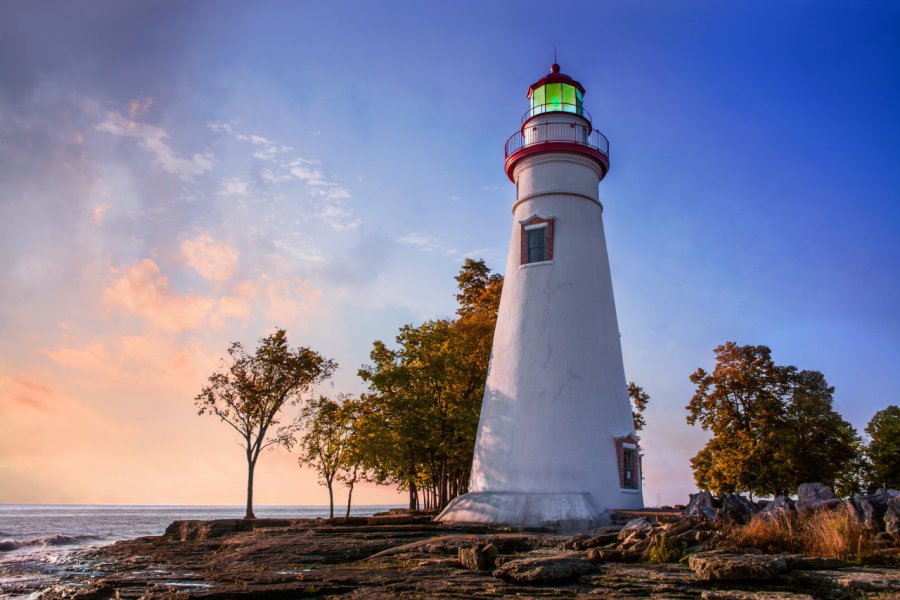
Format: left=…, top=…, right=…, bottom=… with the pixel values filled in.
left=628, top=382, right=650, bottom=432
left=865, top=405, right=900, bottom=491
left=195, top=329, right=336, bottom=519
left=686, top=342, right=860, bottom=498
left=777, top=370, right=860, bottom=496
left=358, top=259, right=500, bottom=511
left=297, top=395, right=356, bottom=518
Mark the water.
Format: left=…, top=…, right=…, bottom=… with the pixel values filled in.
left=0, top=504, right=400, bottom=597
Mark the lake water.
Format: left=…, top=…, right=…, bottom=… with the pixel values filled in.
left=0, top=504, right=400, bottom=598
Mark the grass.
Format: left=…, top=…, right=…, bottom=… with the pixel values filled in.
left=727, top=506, right=883, bottom=564
left=645, top=535, right=687, bottom=564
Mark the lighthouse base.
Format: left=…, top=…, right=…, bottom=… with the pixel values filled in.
left=436, top=491, right=609, bottom=531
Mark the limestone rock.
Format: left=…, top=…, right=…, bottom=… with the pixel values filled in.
left=617, top=516, right=653, bottom=543
left=783, top=554, right=846, bottom=570
left=758, top=495, right=795, bottom=521
left=885, top=495, right=900, bottom=537
left=686, top=491, right=719, bottom=521
left=796, top=482, right=838, bottom=516
left=586, top=547, right=642, bottom=563
left=458, top=543, right=498, bottom=571
left=701, top=592, right=813, bottom=600
left=491, top=554, right=595, bottom=583
left=688, top=552, right=789, bottom=581
left=718, top=493, right=757, bottom=524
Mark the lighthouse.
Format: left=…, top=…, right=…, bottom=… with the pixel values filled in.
left=438, top=64, right=644, bottom=529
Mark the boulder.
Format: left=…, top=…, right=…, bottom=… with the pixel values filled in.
left=783, top=555, right=847, bottom=570
left=458, top=543, right=498, bottom=571
left=718, top=493, right=757, bottom=524
left=491, top=555, right=595, bottom=583
left=566, top=531, right=619, bottom=550
left=853, top=492, right=894, bottom=531
left=796, top=482, right=837, bottom=516
left=617, top=516, right=654, bottom=540
left=586, top=547, right=642, bottom=563
left=686, top=491, right=719, bottom=521
left=688, top=552, right=789, bottom=581
left=759, top=495, right=795, bottom=521
left=885, top=495, right=900, bottom=538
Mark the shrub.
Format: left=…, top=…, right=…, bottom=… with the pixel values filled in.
left=724, top=506, right=881, bottom=563
left=646, top=535, right=687, bottom=564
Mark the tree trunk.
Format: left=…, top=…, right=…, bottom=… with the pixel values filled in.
left=327, top=480, right=334, bottom=518
left=439, top=459, right=448, bottom=510
left=409, top=480, right=417, bottom=510
left=345, top=481, right=355, bottom=518
left=245, top=459, right=256, bottom=520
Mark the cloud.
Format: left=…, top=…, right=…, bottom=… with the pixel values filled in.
left=181, top=234, right=239, bottom=281
left=397, top=233, right=441, bottom=252
left=102, top=259, right=216, bottom=331
left=319, top=204, right=361, bottom=232
left=206, top=121, right=233, bottom=134
left=264, top=276, right=328, bottom=326
left=235, top=133, right=273, bottom=145
left=128, top=97, right=153, bottom=118
left=90, top=204, right=111, bottom=225
left=97, top=112, right=215, bottom=181
left=218, top=177, right=249, bottom=197
left=261, top=168, right=291, bottom=184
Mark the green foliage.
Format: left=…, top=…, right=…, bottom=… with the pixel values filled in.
left=646, top=535, right=687, bottom=564
left=686, top=342, right=860, bottom=497
left=358, top=260, right=499, bottom=510
left=195, top=329, right=336, bottom=519
left=628, top=382, right=650, bottom=432
left=865, top=405, right=900, bottom=491
left=297, top=395, right=359, bottom=518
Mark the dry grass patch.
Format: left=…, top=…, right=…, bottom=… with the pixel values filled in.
left=727, top=506, right=884, bottom=564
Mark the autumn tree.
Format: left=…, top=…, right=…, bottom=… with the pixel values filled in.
left=297, top=395, right=357, bottom=518
left=195, top=329, right=336, bottom=519
left=686, top=342, right=859, bottom=498
left=865, top=405, right=900, bottom=491
left=358, top=259, right=499, bottom=511
left=628, top=382, right=650, bottom=432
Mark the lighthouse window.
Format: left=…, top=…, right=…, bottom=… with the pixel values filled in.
left=562, top=84, right=576, bottom=109
left=526, top=226, right=546, bottom=263
left=622, top=448, right=638, bottom=489
left=531, top=83, right=582, bottom=116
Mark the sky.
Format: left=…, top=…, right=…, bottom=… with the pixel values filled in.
left=1, top=1, right=898, bottom=508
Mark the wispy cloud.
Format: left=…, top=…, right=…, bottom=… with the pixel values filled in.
left=97, top=105, right=215, bottom=181
left=217, top=177, right=249, bottom=197
left=396, top=233, right=441, bottom=252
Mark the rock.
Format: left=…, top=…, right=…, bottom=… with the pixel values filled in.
left=758, top=495, right=795, bottom=521
left=718, top=493, right=757, bottom=524
left=586, top=548, right=642, bottom=563
left=853, top=491, right=894, bottom=531
left=567, top=531, right=619, bottom=550
left=701, top=592, right=814, bottom=600
left=491, top=554, right=595, bottom=583
left=688, top=552, right=789, bottom=581
left=783, top=555, right=847, bottom=570
left=664, top=517, right=701, bottom=537
left=617, top=516, right=654, bottom=541
left=885, top=496, right=900, bottom=537
left=458, top=543, right=498, bottom=571
left=686, top=491, right=719, bottom=521
left=796, top=482, right=837, bottom=516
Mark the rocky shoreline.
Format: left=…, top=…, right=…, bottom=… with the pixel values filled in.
left=14, top=507, right=899, bottom=599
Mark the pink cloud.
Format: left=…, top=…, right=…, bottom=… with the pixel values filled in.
left=181, top=234, right=239, bottom=281
left=102, top=259, right=215, bottom=331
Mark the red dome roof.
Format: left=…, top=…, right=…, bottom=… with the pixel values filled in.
left=527, top=63, right=585, bottom=98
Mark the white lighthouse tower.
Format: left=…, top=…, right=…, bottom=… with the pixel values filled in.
left=438, top=64, right=643, bottom=529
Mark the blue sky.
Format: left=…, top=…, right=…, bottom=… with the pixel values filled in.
left=1, top=1, right=898, bottom=506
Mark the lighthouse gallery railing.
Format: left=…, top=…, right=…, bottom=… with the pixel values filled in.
left=504, top=122, right=609, bottom=159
